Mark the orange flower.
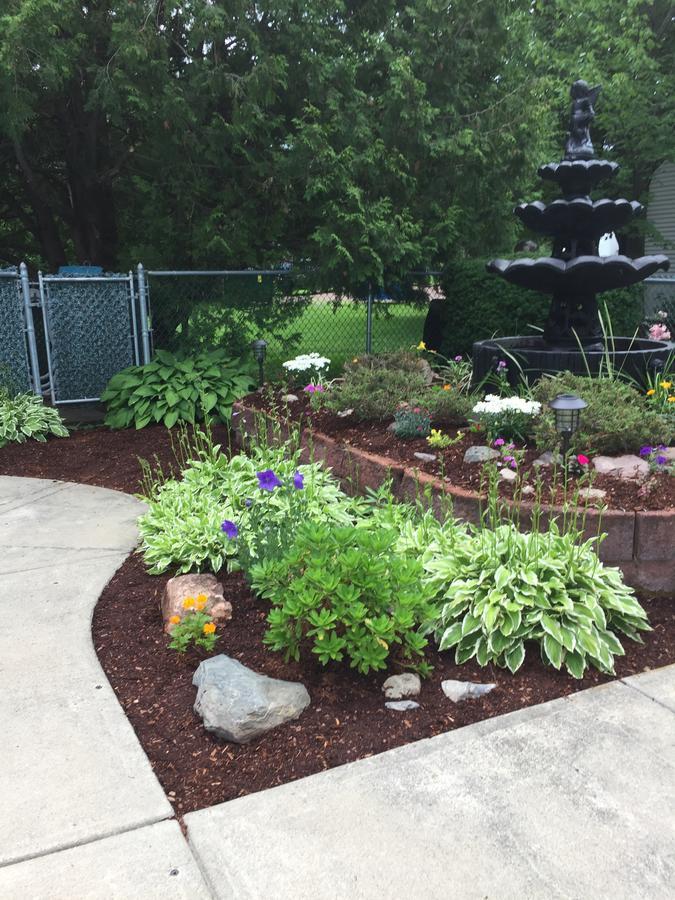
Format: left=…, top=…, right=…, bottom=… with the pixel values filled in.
left=203, top=622, right=216, bottom=635
left=196, top=593, right=208, bottom=609
left=646, top=388, right=655, bottom=396
left=443, top=384, right=451, bottom=391
left=169, top=615, right=181, bottom=625
left=182, top=596, right=195, bottom=610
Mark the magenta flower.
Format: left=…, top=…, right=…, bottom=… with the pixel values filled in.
left=257, top=469, right=283, bottom=491
left=293, top=471, right=304, bottom=490
left=494, top=438, right=505, bottom=447
left=577, top=454, right=590, bottom=466
left=221, top=520, right=239, bottom=539
left=303, top=383, right=324, bottom=393
left=454, top=355, right=463, bottom=362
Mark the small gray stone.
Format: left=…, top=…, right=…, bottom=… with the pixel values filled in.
left=385, top=700, right=420, bottom=711
left=414, top=452, right=437, bottom=463
left=463, top=446, right=499, bottom=464
left=578, top=487, right=607, bottom=501
left=499, top=467, right=517, bottom=481
left=441, top=679, right=496, bottom=703
left=336, top=408, right=354, bottom=418
left=382, top=673, right=421, bottom=700
left=593, top=454, right=649, bottom=481
left=280, top=393, right=299, bottom=403
left=387, top=421, right=397, bottom=433
left=522, top=484, right=535, bottom=495
left=193, top=655, right=310, bottom=743
left=534, top=450, right=562, bottom=467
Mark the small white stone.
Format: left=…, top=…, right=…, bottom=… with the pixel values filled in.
left=336, top=408, right=354, bottom=418
left=593, top=454, right=649, bottom=481
left=382, top=673, right=421, bottom=700
left=385, top=700, right=420, bottom=711
left=464, top=446, right=499, bottom=464
left=281, top=394, right=299, bottom=403
left=499, top=467, right=517, bottom=481
left=533, top=450, right=562, bottom=467
left=522, top=484, right=535, bottom=495
left=414, top=452, right=437, bottom=463
left=441, top=679, right=496, bottom=703
left=578, top=487, right=607, bottom=501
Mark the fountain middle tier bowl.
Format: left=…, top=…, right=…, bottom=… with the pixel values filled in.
left=488, top=254, right=670, bottom=294
left=472, top=335, right=674, bottom=387
left=515, top=198, right=642, bottom=239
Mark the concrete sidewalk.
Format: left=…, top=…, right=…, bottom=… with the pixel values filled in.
left=0, top=477, right=212, bottom=897
left=1, top=475, right=673, bottom=899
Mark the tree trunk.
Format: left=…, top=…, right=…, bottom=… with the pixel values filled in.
left=12, top=139, right=67, bottom=270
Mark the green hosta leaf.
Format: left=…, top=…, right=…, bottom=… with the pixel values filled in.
left=541, top=614, right=563, bottom=644
left=455, top=636, right=479, bottom=665
left=543, top=634, right=563, bottom=669
left=439, top=621, right=463, bottom=651
left=483, top=603, right=500, bottom=631
left=565, top=650, right=587, bottom=680
left=461, top=613, right=482, bottom=637
left=505, top=641, right=526, bottom=673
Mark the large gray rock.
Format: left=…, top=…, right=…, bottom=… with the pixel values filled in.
left=193, top=655, right=310, bottom=743
left=441, top=679, right=496, bottom=703
left=382, top=673, right=421, bottom=700
left=463, top=446, right=499, bottom=464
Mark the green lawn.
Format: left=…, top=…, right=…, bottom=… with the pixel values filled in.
left=264, top=299, right=428, bottom=376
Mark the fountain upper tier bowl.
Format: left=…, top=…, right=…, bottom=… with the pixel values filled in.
left=515, top=198, right=642, bottom=239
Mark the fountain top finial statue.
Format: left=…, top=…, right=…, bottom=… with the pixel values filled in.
left=564, top=79, right=601, bottom=161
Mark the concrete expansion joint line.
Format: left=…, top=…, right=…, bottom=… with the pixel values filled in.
left=619, top=677, right=675, bottom=716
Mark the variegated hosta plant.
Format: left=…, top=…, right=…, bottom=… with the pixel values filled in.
left=424, top=521, right=650, bottom=679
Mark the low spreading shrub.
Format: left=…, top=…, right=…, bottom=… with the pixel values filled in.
left=413, top=385, right=473, bottom=425
left=102, top=349, right=254, bottom=429
left=250, top=519, right=436, bottom=675
left=532, top=372, right=673, bottom=454
left=0, top=390, right=69, bottom=448
left=422, top=520, right=650, bottom=678
left=326, top=364, right=429, bottom=421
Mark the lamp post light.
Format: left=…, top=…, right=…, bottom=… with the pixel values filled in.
left=251, top=339, right=268, bottom=387
left=548, top=393, right=587, bottom=458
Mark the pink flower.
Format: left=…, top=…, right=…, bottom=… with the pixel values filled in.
left=649, top=323, right=671, bottom=341
left=303, top=383, right=324, bottom=393
left=577, top=453, right=590, bottom=466
left=494, top=438, right=505, bottom=447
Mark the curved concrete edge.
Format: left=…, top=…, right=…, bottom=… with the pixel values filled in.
left=233, top=402, right=675, bottom=593
left=0, top=477, right=173, bottom=867
left=184, top=669, right=675, bottom=899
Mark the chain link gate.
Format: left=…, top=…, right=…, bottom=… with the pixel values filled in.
left=37, top=271, right=148, bottom=404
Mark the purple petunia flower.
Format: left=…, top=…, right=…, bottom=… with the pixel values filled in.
left=497, top=360, right=508, bottom=370
left=656, top=455, right=668, bottom=466
left=494, top=438, right=505, bottom=447
left=454, top=355, right=463, bottom=362
left=221, top=520, right=239, bottom=539
left=293, top=471, right=304, bottom=490
left=503, top=455, right=515, bottom=463
left=257, top=469, right=283, bottom=491
left=639, top=446, right=653, bottom=457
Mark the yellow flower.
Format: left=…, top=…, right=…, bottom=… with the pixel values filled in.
left=203, top=622, right=216, bottom=635
left=352, top=357, right=359, bottom=363
left=196, top=593, right=208, bottom=610
left=417, top=341, right=426, bottom=351
left=646, top=389, right=655, bottom=396
left=668, top=396, right=675, bottom=403
left=182, top=596, right=195, bottom=610
left=443, top=384, right=451, bottom=391
left=169, top=615, right=181, bottom=625
left=660, top=381, right=672, bottom=390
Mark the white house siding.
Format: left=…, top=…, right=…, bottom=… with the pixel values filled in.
left=645, top=161, right=675, bottom=318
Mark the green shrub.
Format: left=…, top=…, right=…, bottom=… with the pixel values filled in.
left=0, top=390, right=68, bottom=448
left=438, top=259, right=644, bottom=357
left=412, top=385, right=473, bottom=425
left=531, top=372, right=673, bottom=454
left=423, top=520, right=650, bottom=679
left=250, top=520, right=436, bottom=675
left=326, top=364, right=429, bottom=421
left=102, top=349, right=255, bottom=429
left=393, top=404, right=431, bottom=439
left=137, top=444, right=357, bottom=574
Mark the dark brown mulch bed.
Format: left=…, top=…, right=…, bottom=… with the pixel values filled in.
left=93, top=552, right=675, bottom=816
left=0, top=424, right=234, bottom=495
left=244, top=391, right=675, bottom=512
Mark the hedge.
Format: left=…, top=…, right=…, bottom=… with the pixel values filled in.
left=434, top=259, right=644, bottom=358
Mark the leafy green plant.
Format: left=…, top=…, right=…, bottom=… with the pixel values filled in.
left=102, top=349, right=255, bottom=429
left=426, top=427, right=462, bottom=449
left=0, top=390, right=69, bottom=448
left=167, top=611, right=219, bottom=654
left=137, top=443, right=357, bottom=574
left=422, top=520, right=650, bottom=678
left=327, top=355, right=430, bottom=421
left=393, top=404, right=431, bottom=439
left=532, top=372, right=673, bottom=455
left=250, top=520, right=436, bottom=675
left=413, top=384, right=473, bottom=425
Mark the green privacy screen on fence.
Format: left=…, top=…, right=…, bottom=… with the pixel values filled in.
left=0, top=270, right=31, bottom=393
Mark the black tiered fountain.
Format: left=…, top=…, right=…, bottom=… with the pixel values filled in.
left=473, top=79, right=671, bottom=384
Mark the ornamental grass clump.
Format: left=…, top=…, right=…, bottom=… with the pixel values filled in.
left=423, top=521, right=650, bottom=679
left=249, top=520, right=437, bottom=675
left=471, top=394, right=541, bottom=442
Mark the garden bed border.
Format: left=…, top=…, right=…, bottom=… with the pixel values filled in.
left=232, top=401, right=675, bottom=595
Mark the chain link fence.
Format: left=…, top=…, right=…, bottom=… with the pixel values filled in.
left=143, top=269, right=436, bottom=376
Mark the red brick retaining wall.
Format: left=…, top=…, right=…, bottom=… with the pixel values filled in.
left=233, top=403, right=675, bottom=595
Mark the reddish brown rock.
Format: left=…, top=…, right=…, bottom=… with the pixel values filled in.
left=161, top=573, right=232, bottom=633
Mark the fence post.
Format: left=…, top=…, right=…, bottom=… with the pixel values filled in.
left=137, top=263, right=152, bottom=363
left=365, top=283, right=373, bottom=354
left=20, top=262, right=41, bottom=396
